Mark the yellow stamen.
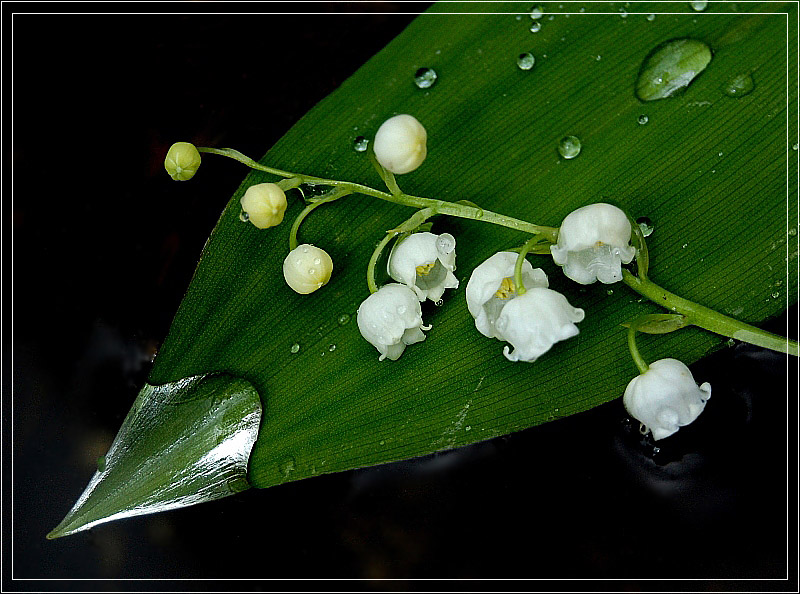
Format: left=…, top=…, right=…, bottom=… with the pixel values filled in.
left=416, top=261, right=435, bottom=276
left=494, top=277, right=516, bottom=299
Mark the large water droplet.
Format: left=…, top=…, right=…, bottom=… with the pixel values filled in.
left=636, top=216, right=654, bottom=237
left=517, top=52, right=536, bottom=70
left=690, top=1, right=708, bottom=11
left=414, top=67, right=437, bottom=89
left=436, top=233, right=456, bottom=255
left=647, top=13, right=656, bottom=21
left=530, top=5, right=544, bottom=19
left=352, top=136, right=369, bottom=152
left=328, top=344, right=337, bottom=352
left=723, top=73, right=754, bottom=97
left=529, top=21, right=542, bottom=33
left=337, top=313, right=351, bottom=325
left=635, top=38, right=713, bottom=102
left=290, top=342, right=301, bottom=354
left=638, top=114, right=649, bottom=125
left=558, top=135, right=582, bottom=159
left=239, top=210, right=250, bottom=223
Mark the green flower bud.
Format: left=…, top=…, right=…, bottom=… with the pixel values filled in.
left=164, top=142, right=201, bottom=181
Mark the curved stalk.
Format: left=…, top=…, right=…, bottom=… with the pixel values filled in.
left=513, top=236, right=540, bottom=296
left=623, top=270, right=798, bottom=356
left=199, top=147, right=559, bottom=241
left=288, top=188, right=351, bottom=251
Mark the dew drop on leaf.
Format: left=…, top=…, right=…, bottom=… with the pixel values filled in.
left=723, top=73, right=755, bottom=97
left=638, top=114, right=649, bottom=125
left=636, top=216, right=654, bottom=237
left=290, top=343, right=301, bottom=354
left=530, top=4, right=544, bottom=19
left=558, top=135, right=582, bottom=159
left=517, top=52, right=535, bottom=70
left=352, top=136, right=369, bottom=152
left=635, top=38, right=713, bottom=102
left=690, top=1, right=708, bottom=11
left=529, top=21, right=542, bottom=33
left=414, top=67, right=437, bottom=89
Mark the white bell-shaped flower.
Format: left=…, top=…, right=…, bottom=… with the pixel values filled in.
left=465, top=251, right=549, bottom=338
left=387, top=232, right=459, bottom=302
left=373, top=114, right=427, bottom=174
left=357, top=283, right=431, bottom=361
left=623, top=358, right=711, bottom=440
left=495, top=289, right=585, bottom=362
left=550, top=203, right=636, bottom=284
left=465, top=252, right=583, bottom=362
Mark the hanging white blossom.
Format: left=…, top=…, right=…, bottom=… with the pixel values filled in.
left=357, top=284, right=431, bottom=361
left=387, top=232, right=459, bottom=302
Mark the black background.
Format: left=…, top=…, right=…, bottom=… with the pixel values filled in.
left=6, top=3, right=799, bottom=590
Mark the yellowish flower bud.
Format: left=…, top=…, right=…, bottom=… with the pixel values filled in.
left=373, top=114, right=427, bottom=174
left=239, top=183, right=288, bottom=229
left=164, top=142, right=201, bottom=181
left=283, top=244, right=333, bottom=294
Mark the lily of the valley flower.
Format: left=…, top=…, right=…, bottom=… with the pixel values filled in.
left=465, top=251, right=549, bottom=338
left=240, top=183, right=288, bottom=229
left=466, top=252, right=584, bottom=362
left=164, top=142, right=201, bottom=181
left=357, top=283, right=431, bottom=361
left=623, top=358, right=711, bottom=440
left=283, top=244, right=333, bottom=294
left=373, top=114, right=428, bottom=174
left=550, top=203, right=636, bottom=285
left=388, top=232, right=459, bottom=302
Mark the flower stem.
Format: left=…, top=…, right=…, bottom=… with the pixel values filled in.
left=366, top=208, right=436, bottom=294
left=622, top=270, right=799, bottom=356
left=198, top=147, right=559, bottom=241
left=627, top=318, right=651, bottom=374
left=288, top=187, right=351, bottom=251
left=513, top=236, right=540, bottom=296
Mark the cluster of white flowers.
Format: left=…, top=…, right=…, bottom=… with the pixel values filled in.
left=167, top=116, right=713, bottom=441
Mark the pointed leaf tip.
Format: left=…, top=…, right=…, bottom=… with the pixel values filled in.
left=48, top=373, right=262, bottom=539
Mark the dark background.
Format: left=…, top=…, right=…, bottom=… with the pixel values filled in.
left=6, top=4, right=798, bottom=590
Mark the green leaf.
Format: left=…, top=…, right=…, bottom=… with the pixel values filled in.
left=129, top=2, right=800, bottom=494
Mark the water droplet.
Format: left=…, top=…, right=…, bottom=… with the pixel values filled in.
left=239, top=210, right=250, bottom=222
left=530, top=4, right=544, bottom=19
left=435, top=299, right=444, bottom=307
left=529, top=21, right=542, bottom=33
left=726, top=338, right=736, bottom=347
left=606, top=289, right=614, bottom=296
left=337, top=313, right=351, bottom=325
left=647, top=13, right=656, bottom=21
left=414, top=67, right=437, bottom=89
left=793, top=143, right=799, bottom=151
left=352, top=136, right=369, bottom=152
left=638, top=114, right=649, bottom=125
left=328, top=344, right=337, bottom=352
left=96, top=455, right=106, bottom=473
left=436, top=233, right=456, bottom=255
left=307, top=268, right=316, bottom=275
left=789, top=228, right=797, bottom=236
left=639, top=423, right=649, bottom=435
left=465, top=426, right=472, bottom=431
left=619, top=8, right=628, bottom=17
left=771, top=291, right=780, bottom=299
left=723, top=73, right=754, bottom=97
left=515, top=14, right=522, bottom=20
left=635, top=217, right=654, bottom=237
left=397, top=304, right=407, bottom=315
left=279, top=456, right=296, bottom=477
left=690, top=1, right=708, bottom=11
left=290, top=343, right=300, bottom=354
left=557, top=135, right=582, bottom=159
left=379, top=440, right=385, bottom=445
left=636, top=38, right=713, bottom=102
left=682, top=243, right=688, bottom=248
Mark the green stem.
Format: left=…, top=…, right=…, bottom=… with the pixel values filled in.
left=288, top=188, right=351, bottom=251
left=366, top=208, right=436, bottom=294
left=198, top=147, right=558, bottom=241
left=513, top=237, right=539, bottom=296
left=627, top=319, right=651, bottom=374
left=622, top=270, right=799, bottom=356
